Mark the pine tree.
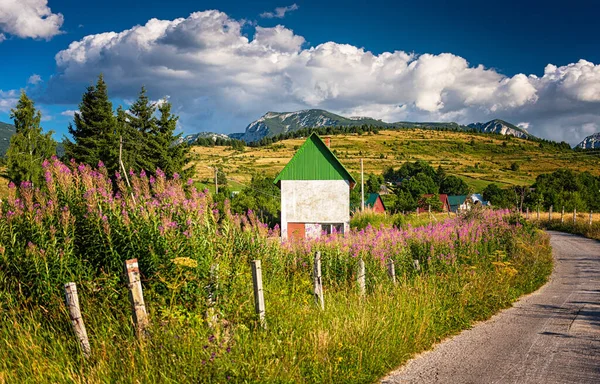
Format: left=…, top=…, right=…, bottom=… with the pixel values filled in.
left=6, top=91, right=56, bottom=185
left=154, top=100, right=190, bottom=177
left=123, top=87, right=158, bottom=172
left=64, top=74, right=118, bottom=172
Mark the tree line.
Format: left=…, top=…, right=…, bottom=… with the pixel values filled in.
left=4, top=75, right=190, bottom=186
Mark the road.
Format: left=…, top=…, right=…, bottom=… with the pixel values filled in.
left=382, top=231, right=600, bottom=384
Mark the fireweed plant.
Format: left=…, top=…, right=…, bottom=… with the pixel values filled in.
left=0, top=158, right=552, bottom=383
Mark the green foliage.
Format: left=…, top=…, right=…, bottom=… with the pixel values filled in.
left=65, top=74, right=118, bottom=172
left=5, top=92, right=56, bottom=186
left=65, top=77, right=189, bottom=177
left=394, top=189, right=417, bottom=212
left=230, top=175, right=281, bottom=227
left=423, top=195, right=443, bottom=212
left=510, top=162, right=520, bottom=171
left=439, top=175, right=470, bottom=196
left=482, top=183, right=515, bottom=209
left=528, top=169, right=600, bottom=211
left=365, top=173, right=384, bottom=194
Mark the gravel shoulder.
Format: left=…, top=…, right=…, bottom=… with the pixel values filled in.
left=381, top=231, right=600, bottom=384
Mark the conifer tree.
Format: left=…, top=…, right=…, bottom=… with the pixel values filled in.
left=123, top=87, right=158, bottom=172
left=64, top=74, right=118, bottom=172
left=155, top=100, right=190, bottom=177
left=6, top=91, right=56, bottom=185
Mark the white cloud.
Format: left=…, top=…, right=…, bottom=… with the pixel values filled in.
left=0, top=89, right=18, bottom=112
left=260, top=4, right=299, bottom=19
left=0, top=0, right=64, bottom=40
left=27, top=74, right=42, bottom=84
left=60, top=109, right=77, bottom=117
left=46, top=10, right=600, bottom=145
left=0, top=33, right=5, bottom=42
left=517, top=122, right=530, bottom=130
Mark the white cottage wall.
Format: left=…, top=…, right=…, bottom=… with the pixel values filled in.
left=280, top=180, right=351, bottom=240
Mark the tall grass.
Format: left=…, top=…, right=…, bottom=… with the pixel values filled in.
left=0, top=158, right=552, bottom=383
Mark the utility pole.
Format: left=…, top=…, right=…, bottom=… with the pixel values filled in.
left=214, top=167, right=219, bottom=194
left=360, top=158, right=364, bottom=211
left=119, top=136, right=136, bottom=204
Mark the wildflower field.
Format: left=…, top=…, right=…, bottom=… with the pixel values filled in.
left=0, top=158, right=552, bottom=383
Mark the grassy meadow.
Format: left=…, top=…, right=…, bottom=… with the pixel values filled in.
left=189, top=129, right=600, bottom=192
left=0, top=158, right=553, bottom=383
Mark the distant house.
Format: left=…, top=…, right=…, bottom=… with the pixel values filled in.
left=274, top=133, right=356, bottom=241
left=418, top=194, right=450, bottom=213
left=365, top=193, right=386, bottom=213
left=470, top=193, right=490, bottom=207
left=448, top=195, right=470, bottom=213
left=448, top=194, right=490, bottom=212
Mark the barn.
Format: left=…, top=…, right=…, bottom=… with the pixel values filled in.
left=365, top=193, right=386, bottom=213
left=274, top=133, right=356, bottom=241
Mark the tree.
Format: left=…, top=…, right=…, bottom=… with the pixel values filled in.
left=439, top=175, right=470, bottom=195
left=435, top=165, right=447, bottom=184
left=482, top=183, right=513, bottom=208
left=6, top=92, right=56, bottom=185
left=230, top=176, right=281, bottom=227
left=400, top=173, right=438, bottom=198
left=394, top=189, right=417, bottom=212
left=365, top=173, right=384, bottom=194
left=65, top=74, right=118, bottom=172
left=155, top=100, right=190, bottom=177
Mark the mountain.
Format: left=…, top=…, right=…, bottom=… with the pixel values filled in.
left=577, top=132, right=600, bottom=149
left=0, top=121, right=16, bottom=157
left=467, top=119, right=532, bottom=139
left=235, top=109, right=389, bottom=142
left=179, top=131, right=231, bottom=145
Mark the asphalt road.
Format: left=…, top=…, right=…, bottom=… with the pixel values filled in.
left=382, top=231, right=600, bottom=384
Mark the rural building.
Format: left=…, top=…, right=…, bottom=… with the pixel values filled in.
left=418, top=194, right=450, bottom=213
left=448, top=194, right=490, bottom=212
left=274, top=133, right=356, bottom=241
left=448, top=195, right=470, bottom=213
left=365, top=193, right=386, bottom=213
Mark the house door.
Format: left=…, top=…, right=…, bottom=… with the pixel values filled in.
left=288, top=223, right=305, bottom=241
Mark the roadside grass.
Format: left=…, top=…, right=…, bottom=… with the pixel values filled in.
left=0, top=232, right=552, bottom=383
left=531, top=215, right=600, bottom=241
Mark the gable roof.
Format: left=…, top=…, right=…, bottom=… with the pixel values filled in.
left=274, top=133, right=357, bottom=187
left=448, top=195, right=468, bottom=206
left=422, top=194, right=450, bottom=207
left=365, top=193, right=386, bottom=210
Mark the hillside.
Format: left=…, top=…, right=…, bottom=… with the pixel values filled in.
left=189, top=129, right=600, bottom=192
left=0, top=121, right=15, bottom=156
left=577, top=132, right=600, bottom=149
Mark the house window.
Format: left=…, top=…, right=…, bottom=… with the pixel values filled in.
left=321, top=223, right=344, bottom=235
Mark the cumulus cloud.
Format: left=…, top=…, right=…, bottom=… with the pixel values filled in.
left=0, top=33, right=5, bottom=42
left=60, top=109, right=77, bottom=117
left=27, top=74, right=42, bottom=84
left=0, top=89, right=19, bottom=112
left=260, top=4, right=299, bottom=19
left=46, top=10, right=600, bottom=144
left=0, top=0, right=64, bottom=40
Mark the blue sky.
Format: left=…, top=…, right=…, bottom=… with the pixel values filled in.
left=1, top=0, right=600, bottom=144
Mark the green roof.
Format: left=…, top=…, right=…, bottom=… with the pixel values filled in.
left=365, top=193, right=384, bottom=208
left=448, top=195, right=467, bottom=206
left=274, top=133, right=357, bottom=187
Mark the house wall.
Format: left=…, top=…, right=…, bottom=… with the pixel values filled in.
left=281, top=179, right=351, bottom=240
left=372, top=198, right=385, bottom=213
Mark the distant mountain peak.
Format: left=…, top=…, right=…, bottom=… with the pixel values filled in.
left=467, top=119, right=532, bottom=139
left=577, top=132, right=600, bottom=149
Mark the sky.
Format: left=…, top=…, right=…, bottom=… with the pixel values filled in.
left=1, top=0, right=600, bottom=145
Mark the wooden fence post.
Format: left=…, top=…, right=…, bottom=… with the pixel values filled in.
left=251, top=260, right=266, bottom=329
left=124, top=259, right=148, bottom=338
left=526, top=207, right=529, bottom=220
left=590, top=211, right=593, bottom=226
left=358, top=258, right=366, bottom=297
left=416, top=208, right=419, bottom=217
left=537, top=206, right=540, bottom=221
left=313, top=252, right=324, bottom=310
left=206, top=264, right=219, bottom=328
left=573, top=208, right=577, bottom=225
left=561, top=206, right=564, bottom=224
left=387, top=259, right=396, bottom=285
left=413, top=259, right=421, bottom=272
left=64, top=282, right=91, bottom=357
left=549, top=205, right=553, bottom=221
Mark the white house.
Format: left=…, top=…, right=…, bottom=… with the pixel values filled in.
left=274, top=133, right=356, bottom=240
